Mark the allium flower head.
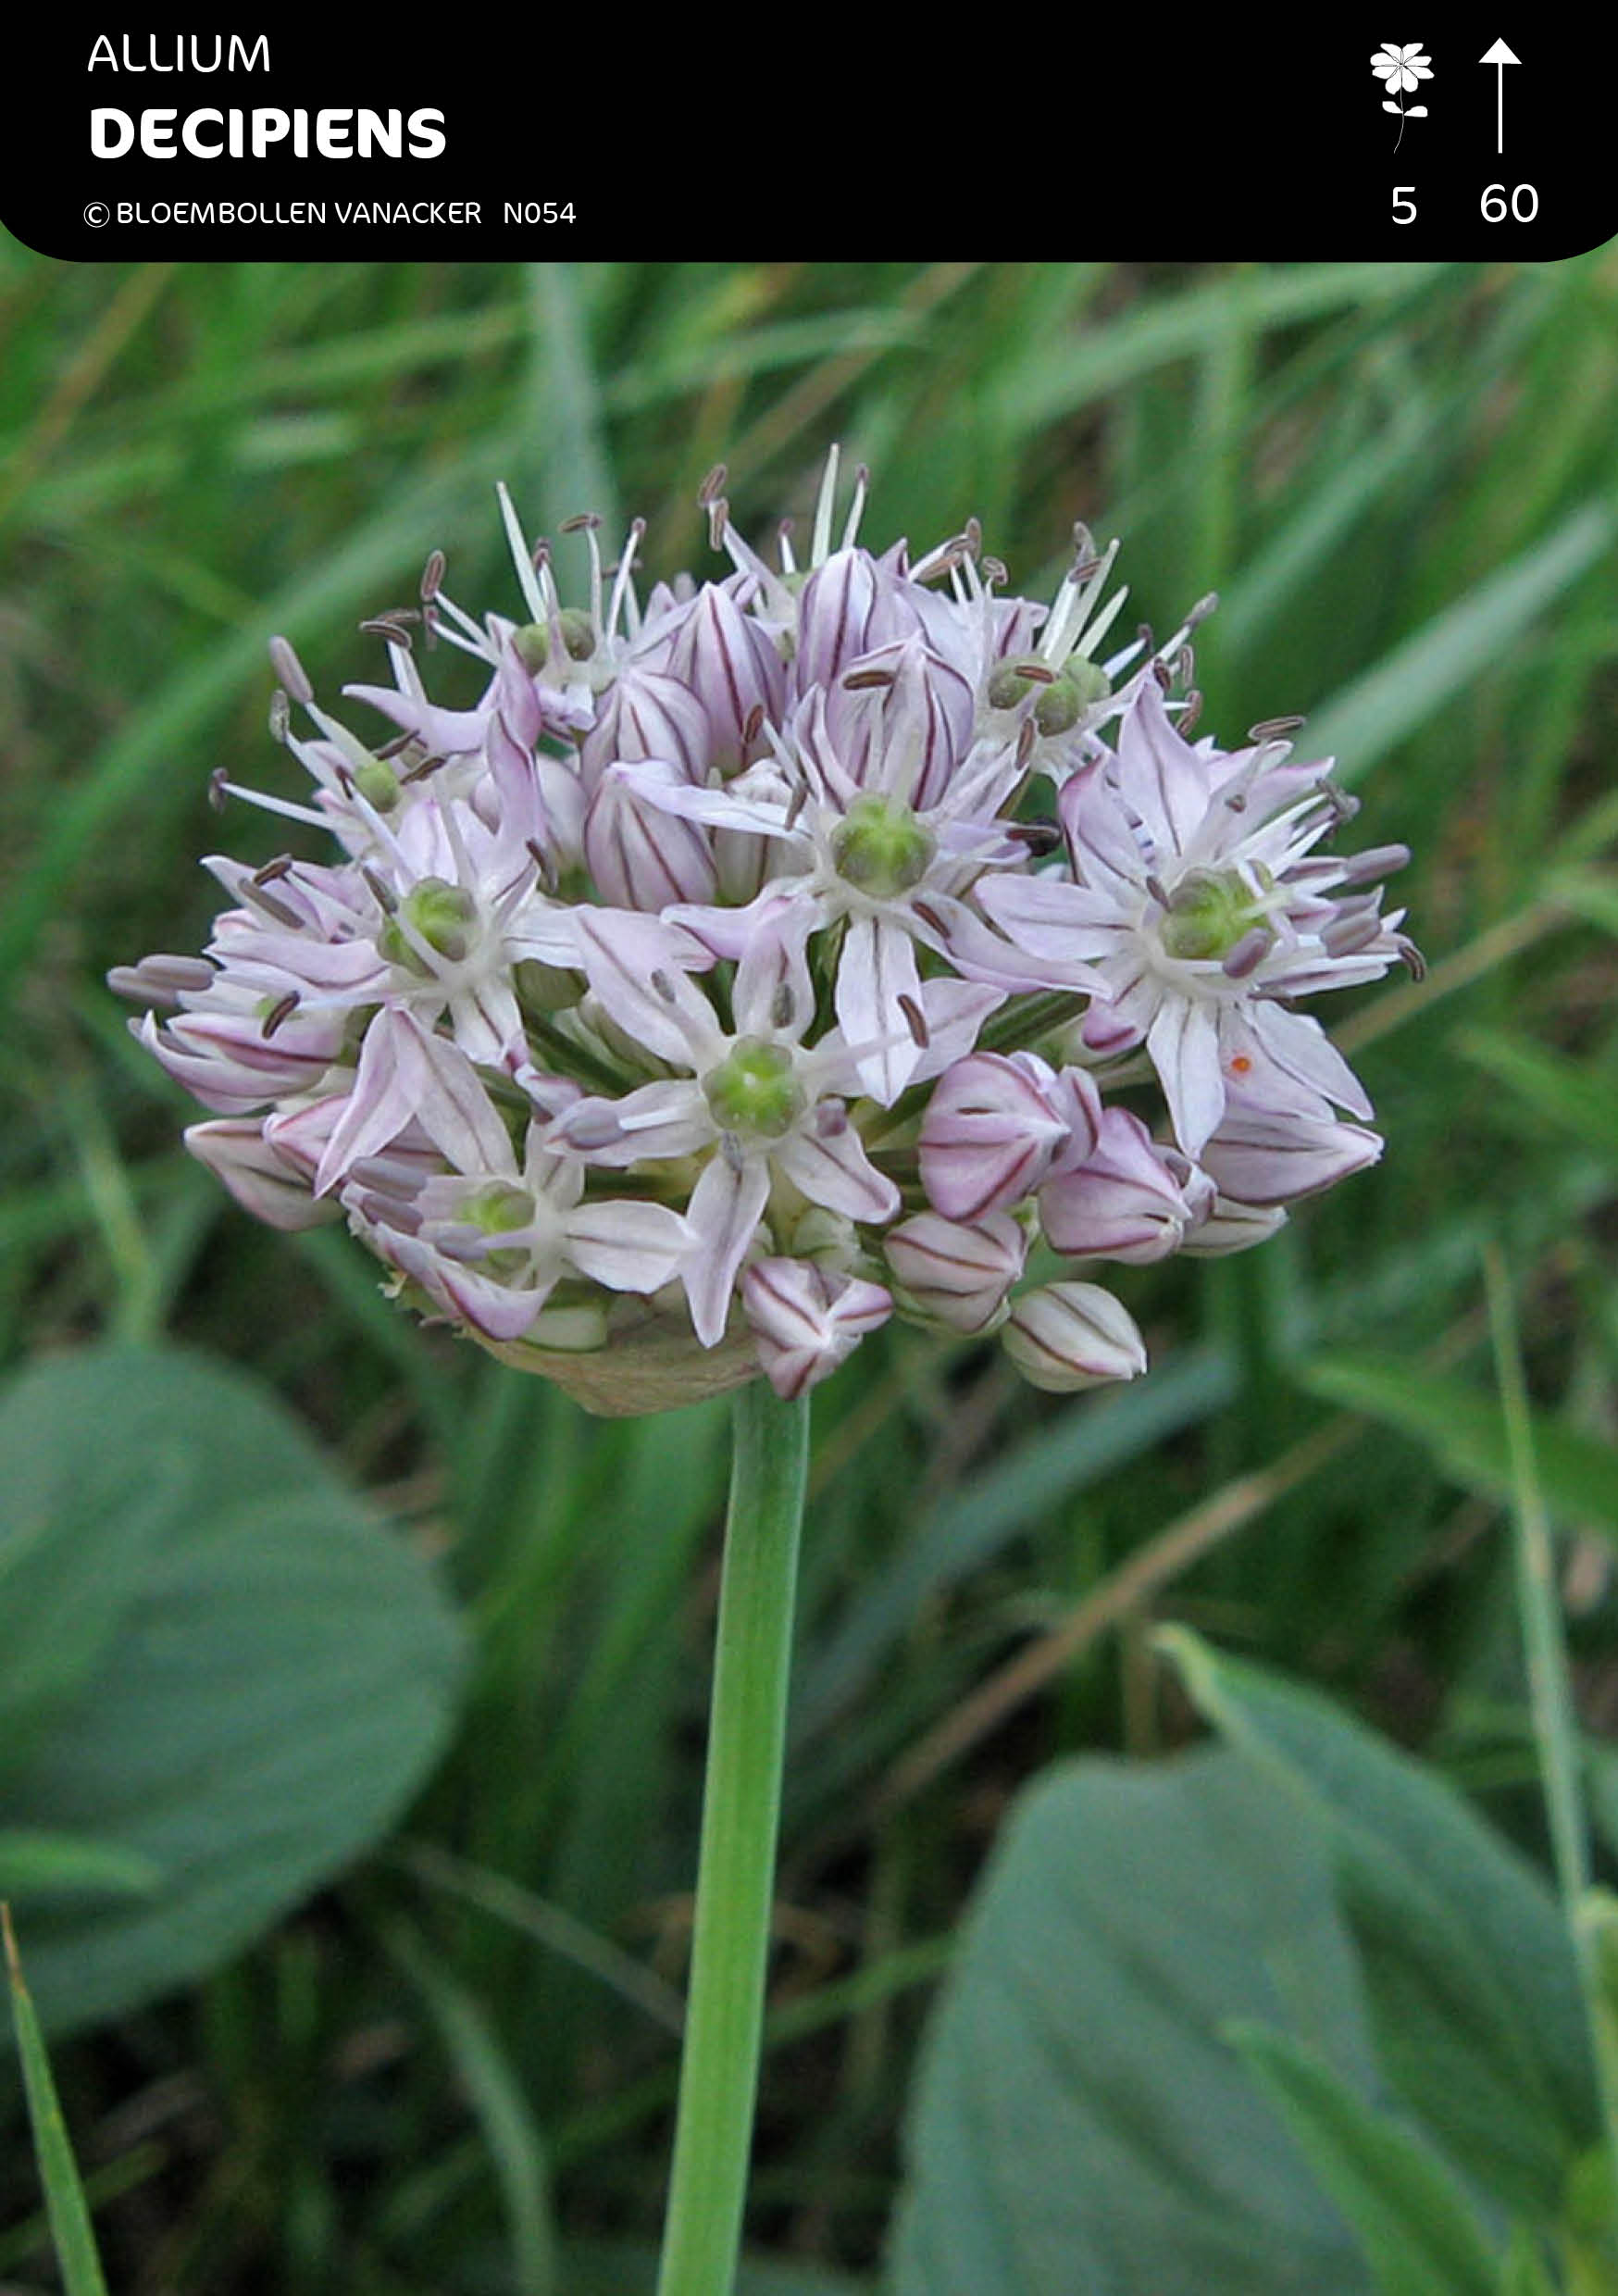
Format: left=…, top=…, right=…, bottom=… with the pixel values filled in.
left=114, top=455, right=1414, bottom=1413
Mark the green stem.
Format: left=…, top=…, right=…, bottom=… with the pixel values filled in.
left=654, top=1378, right=811, bottom=2296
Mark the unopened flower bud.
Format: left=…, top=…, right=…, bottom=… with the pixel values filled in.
left=742, top=1258, right=892, bottom=1399
left=1039, top=1108, right=1212, bottom=1263
left=583, top=760, right=717, bottom=913
left=184, top=1118, right=341, bottom=1231
left=1178, top=1196, right=1289, bottom=1255
left=1002, top=1280, right=1148, bottom=1391
left=919, top=1052, right=1078, bottom=1220
left=579, top=667, right=710, bottom=789
left=886, top=1210, right=1026, bottom=1333
left=1198, top=1101, right=1382, bottom=1204
left=667, top=582, right=786, bottom=776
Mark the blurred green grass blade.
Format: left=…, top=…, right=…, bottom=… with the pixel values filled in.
left=387, top=1918, right=558, bottom=2296
left=795, top=1341, right=1233, bottom=1738
left=1487, top=1245, right=1618, bottom=2186
left=396, top=1839, right=686, bottom=2038
left=2, top=1905, right=111, bottom=2296
left=1457, top=1028, right=1618, bottom=1163
left=996, top=264, right=1452, bottom=430
left=0, top=1829, right=160, bottom=1902
left=1219, top=407, right=1435, bottom=657
left=1300, top=1354, right=1618, bottom=1546
left=1226, top=2022, right=1502, bottom=2296
left=604, top=308, right=928, bottom=416
left=1308, top=501, right=1615, bottom=780
left=527, top=263, right=617, bottom=541
left=0, top=437, right=523, bottom=982
left=1550, top=868, right=1618, bottom=933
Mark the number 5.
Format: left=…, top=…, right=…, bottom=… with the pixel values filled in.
left=1392, top=186, right=1416, bottom=224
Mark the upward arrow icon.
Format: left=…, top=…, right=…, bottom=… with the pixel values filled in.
left=1481, top=39, right=1521, bottom=155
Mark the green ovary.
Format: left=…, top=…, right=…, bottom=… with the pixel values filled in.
left=381, top=878, right=479, bottom=971
left=1157, top=869, right=1267, bottom=962
left=986, top=655, right=1111, bottom=733
left=829, top=794, right=936, bottom=901
left=462, top=1183, right=536, bottom=1279
left=703, top=1039, right=806, bottom=1141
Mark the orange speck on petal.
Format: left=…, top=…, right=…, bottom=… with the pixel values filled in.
left=1228, top=1054, right=1253, bottom=1075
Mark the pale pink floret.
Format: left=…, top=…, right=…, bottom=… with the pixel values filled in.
left=885, top=1210, right=1027, bottom=1334
left=1039, top=1108, right=1214, bottom=1264
left=1002, top=1281, right=1149, bottom=1392
left=977, top=681, right=1408, bottom=1154
left=742, top=1258, right=892, bottom=1399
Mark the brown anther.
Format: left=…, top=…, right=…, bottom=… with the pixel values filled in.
left=1014, top=661, right=1056, bottom=685
left=1178, top=690, right=1204, bottom=738
left=401, top=754, right=446, bottom=784
left=560, top=512, right=602, bottom=533
left=1248, top=715, right=1305, bottom=742
left=1070, top=556, right=1102, bottom=585
left=362, top=866, right=397, bottom=915
left=1009, top=821, right=1063, bottom=856
left=981, top=556, right=1008, bottom=589
left=375, top=731, right=417, bottom=761
left=842, top=666, right=898, bottom=692
left=771, top=981, right=795, bottom=1030
left=650, top=969, right=678, bottom=1005
left=1151, top=658, right=1173, bottom=691
left=784, top=782, right=811, bottom=832
left=912, top=901, right=949, bottom=937
left=261, top=992, right=300, bottom=1040
left=742, top=702, right=765, bottom=747
left=698, top=464, right=728, bottom=506
left=1396, top=935, right=1427, bottom=982
left=420, top=549, right=446, bottom=602
left=1015, top=718, right=1037, bottom=772
left=208, top=768, right=230, bottom=812
left=897, top=992, right=930, bottom=1048
left=253, top=854, right=293, bottom=885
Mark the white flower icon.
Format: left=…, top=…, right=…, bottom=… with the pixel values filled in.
left=1372, top=42, right=1432, bottom=147
left=1372, top=41, right=1433, bottom=94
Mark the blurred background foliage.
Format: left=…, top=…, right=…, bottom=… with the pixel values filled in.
left=3, top=251, right=1618, bottom=2292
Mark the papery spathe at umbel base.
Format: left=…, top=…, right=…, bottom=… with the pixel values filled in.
left=113, top=449, right=1416, bottom=1413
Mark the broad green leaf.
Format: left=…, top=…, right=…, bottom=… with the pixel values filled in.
left=1300, top=1354, right=1618, bottom=1547
left=1228, top=2024, right=1501, bottom=2296
left=0, top=1346, right=464, bottom=2036
left=3, top=1908, right=110, bottom=2296
left=891, top=1746, right=1379, bottom=2296
left=1164, top=1629, right=1597, bottom=2220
